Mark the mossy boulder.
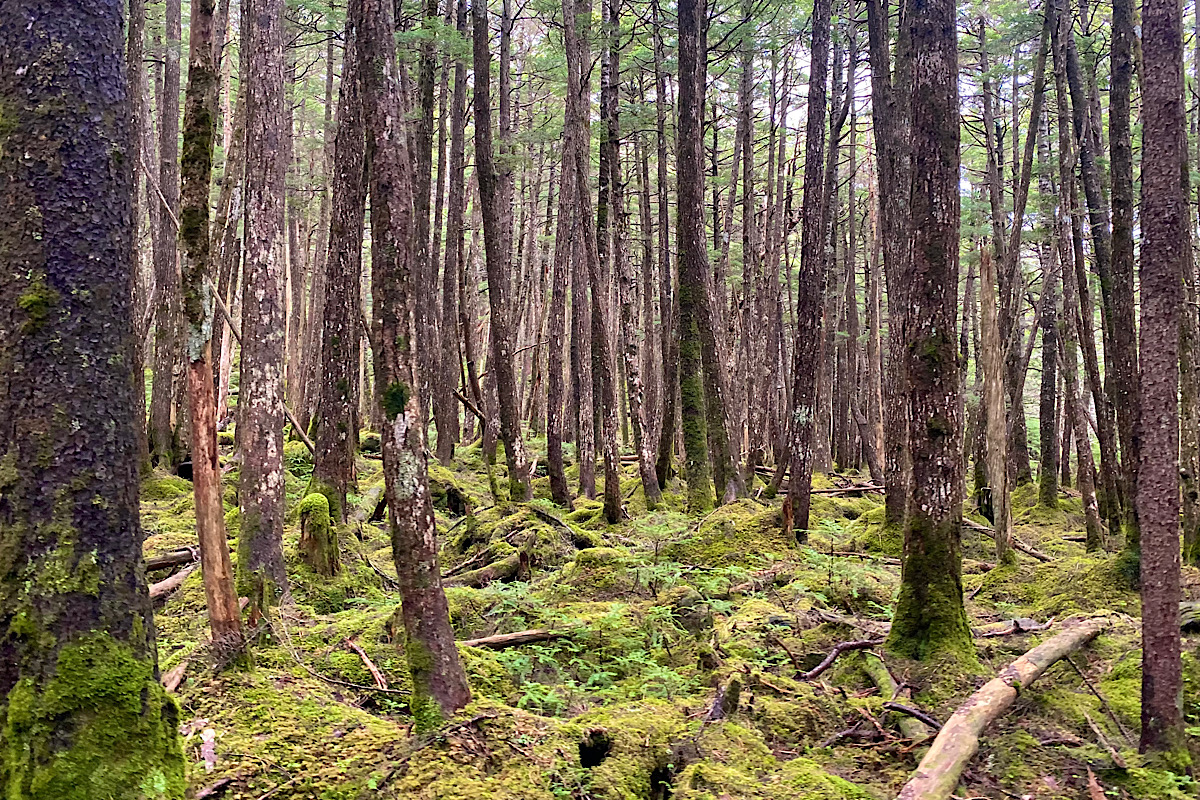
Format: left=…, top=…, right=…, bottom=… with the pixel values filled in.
left=141, top=474, right=193, bottom=501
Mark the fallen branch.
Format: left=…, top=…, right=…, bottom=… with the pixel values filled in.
left=443, top=550, right=525, bottom=588
left=976, top=617, right=1054, bottom=637
left=150, top=563, right=199, bottom=600
left=896, top=616, right=1109, bottom=800
left=883, top=702, right=942, bottom=732
left=962, top=518, right=1053, bottom=562
left=459, top=629, right=567, bottom=649
left=145, top=547, right=199, bottom=571
left=800, top=639, right=882, bottom=681
left=1083, top=710, right=1128, bottom=768
left=1065, top=656, right=1134, bottom=745
left=161, top=659, right=189, bottom=692
left=862, top=653, right=932, bottom=742
left=345, top=638, right=388, bottom=690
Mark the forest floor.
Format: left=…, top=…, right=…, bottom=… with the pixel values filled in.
left=142, top=433, right=1200, bottom=800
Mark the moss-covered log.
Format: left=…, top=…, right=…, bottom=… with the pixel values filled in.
left=0, top=3, right=185, bottom=794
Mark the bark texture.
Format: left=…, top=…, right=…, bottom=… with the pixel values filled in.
left=0, top=2, right=185, bottom=793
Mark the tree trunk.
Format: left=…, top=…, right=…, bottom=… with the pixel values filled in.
left=309, top=10, right=367, bottom=524
left=238, top=0, right=290, bottom=621
left=180, top=0, right=245, bottom=645
left=1137, top=0, right=1187, bottom=755
left=358, top=0, right=472, bottom=727
left=1037, top=243, right=1060, bottom=508
left=886, top=0, right=972, bottom=661
left=149, top=0, right=184, bottom=467
left=0, top=2, right=186, bottom=789
left=784, top=0, right=832, bottom=540
left=473, top=0, right=531, bottom=503
left=981, top=249, right=1013, bottom=562
left=677, top=0, right=715, bottom=512
left=436, top=0, right=469, bottom=466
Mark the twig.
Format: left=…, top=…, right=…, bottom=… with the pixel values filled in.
left=345, top=638, right=388, bottom=690
left=800, top=639, right=883, bottom=681
left=1083, top=711, right=1128, bottom=768
left=273, top=616, right=408, bottom=697
left=1066, top=656, right=1134, bottom=745
left=883, top=702, right=943, bottom=731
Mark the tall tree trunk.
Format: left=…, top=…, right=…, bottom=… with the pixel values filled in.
left=128, top=0, right=151, bottom=470
left=149, top=0, right=184, bottom=467
left=180, top=0, right=245, bottom=645
left=473, top=0, right=532, bottom=502
left=1111, top=0, right=1141, bottom=557
left=866, top=0, right=912, bottom=527
left=358, top=0, right=472, bottom=726
left=652, top=0, right=678, bottom=489
left=981, top=250, right=1013, bottom=562
left=886, top=0, right=972, bottom=660
left=415, top=0, right=440, bottom=426
left=1137, top=0, right=1187, bottom=754
left=0, top=1, right=186, bottom=789
left=784, top=0, right=832, bottom=540
left=1037, top=241, right=1060, bottom=507
left=436, top=0, right=469, bottom=466
left=676, top=0, right=714, bottom=512
left=238, top=0, right=290, bottom=621
left=310, top=12, right=367, bottom=523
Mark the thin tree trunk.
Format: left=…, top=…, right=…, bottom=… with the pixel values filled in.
left=981, top=250, right=1013, bottom=562
left=180, top=0, right=244, bottom=645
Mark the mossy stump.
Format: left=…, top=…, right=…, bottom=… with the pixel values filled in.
left=298, top=493, right=339, bottom=577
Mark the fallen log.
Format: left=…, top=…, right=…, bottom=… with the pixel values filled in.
left=896, top=616, right=1109, bottom=800
left=443, top=550, right=525, bottom=588
left=161, top=659, right=189, bottom=692
left=862, top=653, right=932, bottom=742
left=150, top=562, right=198, bottom=601
left=459, top=628, right=566, bottom=649
left=145, top=547, right=199, bottom=572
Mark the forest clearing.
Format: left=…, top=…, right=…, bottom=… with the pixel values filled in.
left=2, top=0, right=1200, bottom=797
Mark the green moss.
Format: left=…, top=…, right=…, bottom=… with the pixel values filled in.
left=666, top=501, right=795, bottom=569
left=382, top=382, right=411, bottom=420
left=297, top=493, right=338, bottom=577
left=283, top=439, right=313, bottom=479
left=360, top=430, right=382, bottom=454
left=887, top=515, right=976, bottom=664
left=1, top=634, right=185, bottom=799
left=17, top=273, right=59, bottom=334
left=556, top=547, right=637, bottom=600
left=141, top=474, right=193, bottom=501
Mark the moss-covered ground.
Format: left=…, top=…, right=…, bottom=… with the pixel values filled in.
left=143, top=439, right=1200, bottom=799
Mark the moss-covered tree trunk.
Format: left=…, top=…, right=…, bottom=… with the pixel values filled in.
left=238, top=0, right=290, bottom=620
left=310, top=10, right=367, bottom=525
left=0, top=2, right=185, bottom=794
left=651, top=0, right=678, bottom=490
left=358, top=0, right=471, bottom=727
left=885, top=0, right=973, bottom=662
left=1137, top=0, right=1188, bottom=759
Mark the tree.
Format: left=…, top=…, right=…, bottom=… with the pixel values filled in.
left=1137, top=0, right=1188, bottom=758
left=784, top=0, right=832, bottom=540
left=180, top=0, right=244, bottom=644
left=473, top=0, right=533, bottom=503
left=149, top=0, right=185, bottom=467
left=676, top=0, right=715, bottom=512
left=885, top=0, right=973, bottom=661
left=358, top=0, right=471, bottom=726
left=310, top=12, right=368, bottom=524
left=0, top=1, right=185, bottom=792
left=238, top=0, right=290, bottom=621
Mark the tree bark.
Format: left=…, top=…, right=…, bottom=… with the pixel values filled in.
left=238, top=0, right=290, bottom=620
left=149, top=0, right=185, bottom=467
left=886, top=0, right=972, bottom=661
left=785, top=0, right=832, bottom=540
left=981, top=250, right=1013, bottom=563
left=309, top=11, right=368, bottom=524
left=180, top=0, right=245, bottom=645
left=1137, top=0, right=1188, bottom=755
left=473, top=0, right=532, bottom=503
left=0, top=2, right=186, bottom=789
left=359, top=0, right=471, bottom=726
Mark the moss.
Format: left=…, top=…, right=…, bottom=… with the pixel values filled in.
left=381, top=382, right=411, bottom=420
left=555, top=547, right=638, bottom=600
left=297, top=493, right=339, bottom=577
left=16, top=273, right=59, bottom=334
left=141, top=474, right=193, bottom=501
left=360, top=430, right=382, bottom=454
left=1, top=633, right=185, bottom=799
left=666, top=500, right=795, bottom=569
left=217, top=429, right=235, bottom=447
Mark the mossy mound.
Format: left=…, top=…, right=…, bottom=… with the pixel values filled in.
left=842, top=505, right=903, bottom=557
left=666, top=500, right=796, bottom=568
left=283, top=439, right=313, bottom=479
left=142, top=472, right=193, bottom=501
left=971, top=555, right=1139, bottom=617
left=554, top=547, right=639, bottom=600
